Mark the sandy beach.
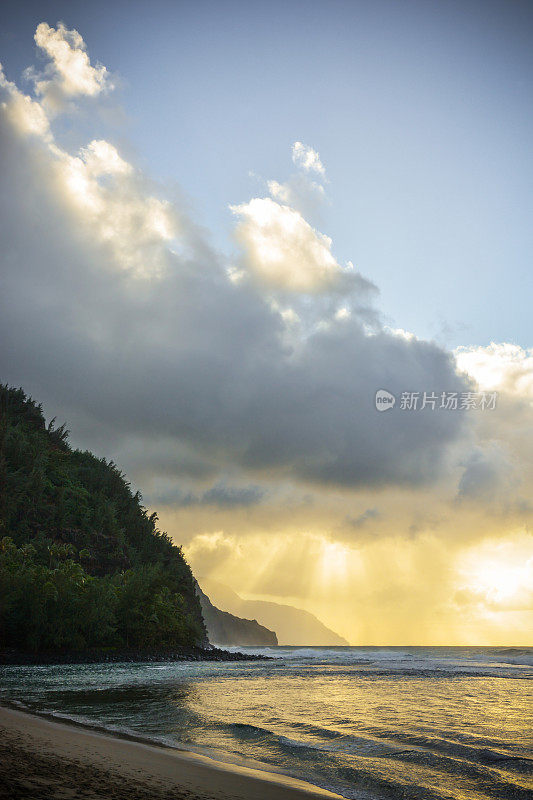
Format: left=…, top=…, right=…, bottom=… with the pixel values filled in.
left=0, top=705, right=343, bottom=800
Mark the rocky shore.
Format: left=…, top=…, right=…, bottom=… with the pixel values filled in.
left=0, top=645, right=272, bottom=665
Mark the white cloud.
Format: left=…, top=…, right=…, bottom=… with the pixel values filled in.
left=267, top=179, right=292, bottom=204
left=335, top=306, right=351, bottom=320
left=0, top=66, right=50, bottom=138
left=80, top=140, right=132, bottom=176
left=58, top=152, right=177, bottom=276
left=31, top=23, right=111, bottom=109
left=230, top=197, right=343, bottom=292
left=1, top=56, right=176, bottom=279
left=292, top=141, right=325, bottom=177
left=267, top=174, right=327, bottom=222
left=455, top=342, right=533, bottom=401
left=45, top=138, right=177, bottom=278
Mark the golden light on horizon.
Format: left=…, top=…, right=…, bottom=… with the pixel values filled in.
left=469, top=560, right=527, bottom=603
left=457, top=537, right=533, bottom=610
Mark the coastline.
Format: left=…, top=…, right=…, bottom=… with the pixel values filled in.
left=0, top=704, right=344, bottom=800
left=0, top=645, right=271, bottom=665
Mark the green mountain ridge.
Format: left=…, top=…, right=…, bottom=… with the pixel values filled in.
left=0, top=385, right=207, bottom=652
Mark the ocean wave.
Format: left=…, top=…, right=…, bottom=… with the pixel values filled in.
left=2, top=648, right=532, bottom=800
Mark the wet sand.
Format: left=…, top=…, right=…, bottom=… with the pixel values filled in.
left=0, top=705, right=343, bottom=800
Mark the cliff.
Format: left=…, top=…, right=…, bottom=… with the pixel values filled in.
left=196, top=585, right=278, bottom=647
left=201, top=579, right=349, bottom=646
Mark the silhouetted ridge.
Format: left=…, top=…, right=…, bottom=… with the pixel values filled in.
left=196, top=584, right=278, bottom=646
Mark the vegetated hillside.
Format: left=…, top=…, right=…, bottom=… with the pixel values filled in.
left=196, top=584, right=277, bottom=646
left=202, top=579, right=349, bottom=646
left=0, top=385, right=207, bottom=652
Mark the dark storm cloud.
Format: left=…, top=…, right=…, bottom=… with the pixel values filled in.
left=346, top=508, right=380, bottom=528
left=173, top=483, right=265, bottom=508
left=0, top=68, right=472, bottom=494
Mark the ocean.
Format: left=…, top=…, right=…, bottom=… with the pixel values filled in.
left=1, top=646, right=532, bottom=799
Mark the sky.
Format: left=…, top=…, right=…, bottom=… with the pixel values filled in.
left=1, top=1, right=532, bottom=644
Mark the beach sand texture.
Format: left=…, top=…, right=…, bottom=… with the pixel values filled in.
left=0, top=705, right=343, bottom=800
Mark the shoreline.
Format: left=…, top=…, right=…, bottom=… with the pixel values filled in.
left=0, top=703, right=344, bottom=800
left=0, top=645, right=272, bottom=666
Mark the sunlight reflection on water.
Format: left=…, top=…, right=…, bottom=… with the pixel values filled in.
left=1, top=646, right=532, bottom=800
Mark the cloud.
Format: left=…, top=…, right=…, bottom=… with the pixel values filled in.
left=455, top=535, right=533, bottom=613
left=456, top=342, right=533, bottom=401
left=457, top=444, right=518, bottom=504
left=31, top=22, right=111, bottom=109
left=292, top=141, right=325, bottom=177
left=58, top=146, right=177, bottom=278
left=234, top=147, right=360, bottom=296
left=3, top=22, right=533, bottom=647
left=230, top=196, right=349, bottom=292
left=454, top=342, right=533, bottom=513
left=175, top=483, right=265, bottom=508
left=346, top=508, right=380, bottom=529
left=0, top=71, right=177, bottom=279
left=267, top=174, right=327, bottom=225
left=0, top=66, right=50, bottom=138
left=185, top=532, right=242, bottom=575
left=0, top=26, right=478, bottom=503
left=80, top=140, right=132, bottom=176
